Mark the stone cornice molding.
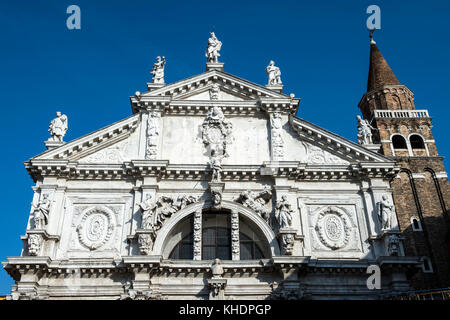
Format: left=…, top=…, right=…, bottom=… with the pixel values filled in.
left=25, top=159, right=399, bottom=182
left=31, top=114, right=140, bottom=162
left=289, top=115, right=393, bottom=164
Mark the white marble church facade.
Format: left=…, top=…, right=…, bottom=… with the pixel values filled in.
left=3, top=35, right=421, bottom=300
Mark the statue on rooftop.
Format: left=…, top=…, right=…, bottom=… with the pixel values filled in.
left=48, top=112, right=68, bottom=142
left=151, top=56, right=166, bottom=84
left=206, top=32, right=222, bottom=63
left=266, top=60, right=282, bottom=85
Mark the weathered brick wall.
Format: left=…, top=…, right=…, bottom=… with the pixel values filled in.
left=390, top=158, right=450, bottom=289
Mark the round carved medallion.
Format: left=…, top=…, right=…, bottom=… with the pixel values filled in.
left=315, top=207, right=351, bottom=250
left=77, top=207, right=114, bottom=250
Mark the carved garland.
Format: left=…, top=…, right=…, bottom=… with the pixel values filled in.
left=231, top=211, right=239, bottom=259
left=76, top=206, right=115, bottom=250
left=315, top=207, right=351, bottom=250
left=193, top=210, right=202, bottom=260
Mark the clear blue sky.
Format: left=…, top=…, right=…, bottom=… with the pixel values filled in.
left=0, top=0, right=449, bottom=294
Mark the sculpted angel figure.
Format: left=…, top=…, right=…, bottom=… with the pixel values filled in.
left=275, top=195, right=293, bottom=229
left=356, top=115, right=376, bottom=145
left=48, top=112, right=68, bottom=142
left=138, top=194, right=157, bottom=230
left=150, top=56, right=166, bottom=84
left=266, top=60, right=282, bottom=85
left=205, top=32, right=222, bottom=63
left=31, top=194, right=51, bottom=229
left=378, top=195, right=395, bottom=231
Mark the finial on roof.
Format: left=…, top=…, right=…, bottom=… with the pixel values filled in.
left=369, top=29, right=376, bottom=45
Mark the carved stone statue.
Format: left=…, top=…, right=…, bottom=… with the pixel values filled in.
left=210, top=83, right=220, bottom=100
left=356, top=115, right=375, bottom=145
left=266, top=61, right=282, bottom=85
left=205, top=32, right=222, bottom=63
left=138, top=194, right=157, bottom=230
left=378, top=195, right=394, bottom=231
left=48, top=112, right=68, bottom=142
left=31, top=194, right=51, bottom=229
left=211, top=258, right=224, bottom=278
left=210, top=149, right=223, bottom=182
left=150, top=56, right=166, bottom=84
left=275, top=196, right=293, bottom=229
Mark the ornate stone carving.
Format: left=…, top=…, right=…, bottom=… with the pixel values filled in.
left=266, top=60, right=282, bottom=85
left=139, top=194, right=198, bottom=233
left=137, top=194, right=199, bottom=255
left=138, top=194, right=158, bottom=230
left=48, top=111, right=68, bottom=142
left=76, top=207, right=114, bottom=250
left=150, top=56, right=165, bottom=84
left=279, top=232, right=294, bottom=255
left=28, top=234, right=43, bottom=256
left=377, top=195, right=395, bottom=231
left=275, top=196, right=294, bottom=229
left=302, top=141, right=348, bottom=165
left=315, top=207, right=351, bottom=250
left=357, top=115, right=376, bottom=145
left=210, top=83, right=220, bottom=100
left=193, top=210, right=202, bottom=260
left=121, top=282, right=164, bottom=300
left=205, top=32, right=222, bottom=63
left=138, top=233, right=154, bottom=255
left=388, top=233, right=400, bottom=256
left=80, top=139, right=131, bottom=163
left=270, top=113, right=284, bottom=159
left=234, top=187, right=272, bottom=224
left=202, top=106, right=233, bottom=182
left=30, top=194, right=50, bottom=230
left=231, top=211, right=240, bottom=259
left=146, top=111, right=160, bottom=160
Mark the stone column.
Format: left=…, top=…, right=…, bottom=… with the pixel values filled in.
left=193, top=210, right=202, bottom=261
left=231, top=210, right=240, bottom=260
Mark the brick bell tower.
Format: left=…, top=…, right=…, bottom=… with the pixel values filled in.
left=358, top=33, right=450, bottom=289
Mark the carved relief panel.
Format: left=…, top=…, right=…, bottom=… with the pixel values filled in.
left=305, top=201, right=364, bottom=257
left=65, top=199, right=127, bottom=258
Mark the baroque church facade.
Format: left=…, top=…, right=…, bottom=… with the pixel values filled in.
left=3, top=33, right=449, bottom=300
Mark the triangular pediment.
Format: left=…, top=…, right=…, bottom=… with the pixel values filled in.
left=289, top=115, right=393, bottom=164
left=138, top=70, right=290, bottom=100
left=32, top=114, right=140, bottom=162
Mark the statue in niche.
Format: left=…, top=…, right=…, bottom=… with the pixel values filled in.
left=48, top=112, right=68, bottom=142
left=378, top=195, right=395, bottom=231
left=137, top=194, right=157, bottom=230
left=266, top=60, right=282, bottom=85
left=356, top=115, right=376, bottom=145
left=31, top=194, right=51, bottom=229
left=150, top=56, right=166, bottom=84
left=205, top=32, right=222, bottom=63
left=275, top=196, right=293, bottom=229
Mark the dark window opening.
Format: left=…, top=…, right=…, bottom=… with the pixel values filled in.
left=169, top=233, right=193, bottom=260
left=410, top=135, right=425, bottom=149
left=240, top=233, right=263, bottom=260
left=392, top=135, right=407, bottom=149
